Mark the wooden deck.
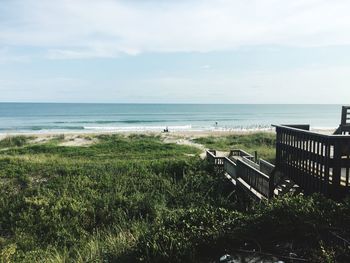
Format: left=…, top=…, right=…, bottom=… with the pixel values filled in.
left=274, top=124, right=350, bottom=199
left=207, top=106, right=350, bottom=200
left=206, top=149, right=289, bottom=201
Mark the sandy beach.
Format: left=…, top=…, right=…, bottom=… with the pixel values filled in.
left=0, top=127, right=336, bottom=138
left=0, top=127, right=336, bottom=149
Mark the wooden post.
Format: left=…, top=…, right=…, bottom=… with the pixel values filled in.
left=341, top=106, right=349, bottom=125
left=268, top=170, right=275, bottom=199
left=254, top=151, right=258, bottom=163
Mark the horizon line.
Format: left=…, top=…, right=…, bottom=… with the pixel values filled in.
left=0, top=102, right=347, bottom=105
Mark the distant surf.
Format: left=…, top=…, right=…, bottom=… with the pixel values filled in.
left=0, top=103, right=340, bottom=134
left=84, top=125, right=193, bottom=132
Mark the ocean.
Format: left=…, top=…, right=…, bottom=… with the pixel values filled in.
left=0, top=103, right=344, bottom=133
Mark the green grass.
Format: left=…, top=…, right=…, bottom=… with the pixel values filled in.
left=194, top=132, right=276, bottom=162
left=0, top=133, right=349, bottom=262
left=0, top=134, right=221, bottom=262
left=0, top=135, right=34, bottom=148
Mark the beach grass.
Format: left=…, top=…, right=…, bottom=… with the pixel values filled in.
left=0, top=135, right=35, bottom=148
left=194, top=132, right=276, bottom=162
left=0, top=133, right=349, bottom=262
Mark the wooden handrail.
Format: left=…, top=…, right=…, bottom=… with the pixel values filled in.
left=206, top=150, right=277, bottom=200
left=275, top=123, right=350, bottom=199
left=237, top=159, right=270, bottom=198
left=273, top=124, right=350, bottom=139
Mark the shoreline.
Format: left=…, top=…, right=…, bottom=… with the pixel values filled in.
left=0, top=127, right=336, bottom=141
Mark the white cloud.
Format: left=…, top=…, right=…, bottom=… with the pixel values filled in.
left=1, top=0, right=350, bottom=59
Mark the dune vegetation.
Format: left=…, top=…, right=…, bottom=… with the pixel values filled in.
left=193, top=132, right=276, bottom=162
left=0, top=133, right=349, bottom=262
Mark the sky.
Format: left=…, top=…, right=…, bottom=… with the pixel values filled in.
left=1, top=0, right=350, bottom=103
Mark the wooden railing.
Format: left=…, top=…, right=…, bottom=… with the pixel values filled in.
left=259, top=159, right=275, bottom=176
left=274, top=125, right=350, bottom=199
left=341, top=106, right=350, bottom=126
left=241, top=156, right=260, bottom=170
left=206, top=149, right=274, bottom=200
left=206, top=110, right=350, bottom=200
left=230, top=149, right=254, bottom=160
left=206, top=150, right=217, bottom=165
left=206, top=150, right=225, bottom=170
left=237, top=159, right=271, bottom=199
left=224, top=157, right=237, bottom=179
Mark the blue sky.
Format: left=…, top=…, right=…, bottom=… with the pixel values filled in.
left=1, top=0, right=350, bottom=103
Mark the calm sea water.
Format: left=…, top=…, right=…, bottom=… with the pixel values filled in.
left=0, top=103, right=344, bottom=133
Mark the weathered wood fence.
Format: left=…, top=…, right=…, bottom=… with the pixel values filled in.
left=275, top=124, right=350, bottom=199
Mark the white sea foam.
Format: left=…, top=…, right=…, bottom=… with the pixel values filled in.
left=81, top=125, right=277, bottom=133
left=84, top=125, right=193, bottom=132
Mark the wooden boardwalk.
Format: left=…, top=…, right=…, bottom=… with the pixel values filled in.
left=206, top=149, right=300, bottom=201
left=207, top=106, right=350, bottom=201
